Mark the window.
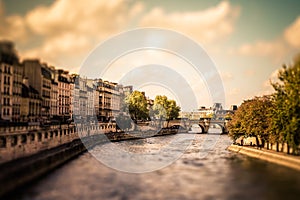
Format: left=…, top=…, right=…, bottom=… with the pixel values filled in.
left=0, top=136, right=6, bottom=148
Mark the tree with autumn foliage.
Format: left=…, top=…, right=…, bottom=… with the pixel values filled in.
left=228, top=96, right=273, bottom=146
left=271, top=56, right=300, bottom=154
left=228, top=55, right=300, bottom=154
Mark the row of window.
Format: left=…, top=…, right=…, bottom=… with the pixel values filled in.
left=29, top=102, right=41, bottom=107
left=2, top=65, right=12, bottom=74
left=2, top=86, right=10, bottom=95
left=59, top=82, right=70, bottom=89
left=42, top=90, right=51, bottom=98
left=2, top=108, right=10, bottom=116
left=42, top=100, right=50, bottom=108
left=2, top=75, right=11, bottom=85
left=58, top=107, right=69, bottom=114
left=43, top=79, right=51, bottom=89
left=3, top=97, right=10, bottom=106
left=12, top=108, right=20, bottom=115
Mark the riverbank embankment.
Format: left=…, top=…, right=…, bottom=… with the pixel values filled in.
left=227, top=144, right=300, bottom=171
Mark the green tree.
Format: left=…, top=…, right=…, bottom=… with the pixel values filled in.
left=153, top=95, right=168, bottom=120
left=125, top=91, right=149, bottom=122
left=271, top=56, right=300, bottom=154
left=207, top=113, right=216, bottom=119
left=153, top=95, right=180, bottom=127
left=228, top=96, right=273, bottom=146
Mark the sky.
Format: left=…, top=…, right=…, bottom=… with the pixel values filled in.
left=1, top=0, right=300, bottom=110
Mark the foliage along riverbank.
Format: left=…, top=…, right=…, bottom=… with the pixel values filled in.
left=227, top=55, right=300, bottom=155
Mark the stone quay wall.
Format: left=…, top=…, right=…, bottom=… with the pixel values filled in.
left=0, top=123, right=117, bottom=164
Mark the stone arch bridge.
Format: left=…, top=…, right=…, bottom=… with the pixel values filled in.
left=169, top=119, right=228, bottom=134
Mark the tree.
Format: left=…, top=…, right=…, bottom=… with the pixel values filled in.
left=152, top=95, right=168, bottom=120
left=271, top=56, right=300, bottom=154
left=228, top=96, right=273, bottom=146
left=125, top=91, right=149, bottom=122
left=152, top=95, right=180, bottom=127
left=228, top=54, right=300, bottom=154
left=207, top=113, right=216, bottom=119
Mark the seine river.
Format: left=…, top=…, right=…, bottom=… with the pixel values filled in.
left=10, top=134, right=300, bottom=200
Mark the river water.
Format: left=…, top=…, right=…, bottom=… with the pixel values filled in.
left=11, top=134, right=300, bottom=200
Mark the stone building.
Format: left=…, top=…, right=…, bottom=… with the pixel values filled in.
left=70, top=78, right=124, bottom=122
left=180, top=107, right=214, bottom=120
left=20, top=78, right=42, bottom=122
left=93, top=84, right=100, bottom=118
left=23, top=60, right=52, bottom=119
left=79, top=77, right=87, bottom=119
left=95, top=79, right=120, bottom=122
left=48, top=66, right=58, bottom=118
left=123, top=85, right=133, bottom=97
left=86, top=79, right=96, bottom=120
left=0, top=62, right=13, bottom=121
left=0, top=41, right=20, bottom=122
left=69, top=75, right=75, bottom=120
left=70, top=75, right=87, bottom=122
left=55, top=69, right=71, bottom=121
left=0, top=41, right=131, bottom=124
left=12, top=64, right=23, bottom=122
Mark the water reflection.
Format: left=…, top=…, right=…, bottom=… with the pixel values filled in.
left=10, top=134, right=300, bottom=200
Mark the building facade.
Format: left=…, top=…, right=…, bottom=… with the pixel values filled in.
left=96, top=80, right=121, bottom=122
left=0, top=40, right=130, bottom=124
left=12, top=64, right=23, bottom=122
left=0, top=62, right=13, bottom=121
left=50, top=70, right=58, bottom=119
left=21, top=78, right=42, bottom=122
left=23, top=60, right=52, bottom=119
left=0, top=41, right=20, bottom=122
left=55, top=70, right=71, bottom=121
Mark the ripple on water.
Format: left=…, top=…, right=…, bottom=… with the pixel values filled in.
left=10, top=134, right=300, bottom=200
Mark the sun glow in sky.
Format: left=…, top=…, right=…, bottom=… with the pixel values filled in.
left=1, top=0, right=300, bottom=109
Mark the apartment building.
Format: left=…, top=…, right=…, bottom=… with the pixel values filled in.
left=23, top=60, right=52, bottom=119
left=0, top=41, right=19, bottom=122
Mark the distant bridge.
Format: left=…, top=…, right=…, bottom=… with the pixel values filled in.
left=169, top=118, right=228, bottom=134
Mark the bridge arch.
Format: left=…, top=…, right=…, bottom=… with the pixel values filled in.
left=188, top=124, right=204, bottom=133
left=207, top=123, right=224, bottom=134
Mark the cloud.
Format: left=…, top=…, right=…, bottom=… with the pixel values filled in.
left=15, top=0, right=144, bottom=68
left=0, top=1, right=28, bottom=42
left=258, top=69, right=279, bottom=96
left=25, top=0, right=141, bottom=38
left=284, top=16, right=300, bottom=48
left=1, top=0, right=239, bottom=70
left=263, top=68, right=279, bottom=87
left=244, top=69, right=255, bottom=77
left=229, top=88, right=240, bottom=95
left=237, top=40, right=287, bottom=61
left=21, top=33, right=92, bottom=70
left=234, top=15, right=300, bottom=61
left=139, top=1, right=240, bottom=43
left=220, top=71, right=233, bottom=82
